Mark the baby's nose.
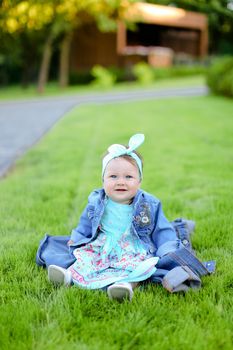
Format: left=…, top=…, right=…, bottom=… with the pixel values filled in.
left=116, top=177, right=125, bottom=185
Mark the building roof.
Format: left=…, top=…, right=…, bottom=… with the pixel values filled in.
left=123, top=2, right=207, bottom=30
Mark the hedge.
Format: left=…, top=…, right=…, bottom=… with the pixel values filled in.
left=206, top=56, right=233, bottom=98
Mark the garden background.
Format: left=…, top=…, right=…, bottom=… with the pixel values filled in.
left=0, top=1, right=233, bottom=349
left=0, top=90, right=233, bottom=349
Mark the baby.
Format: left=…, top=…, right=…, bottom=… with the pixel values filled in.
left=48, top=134, right=180, bottom=301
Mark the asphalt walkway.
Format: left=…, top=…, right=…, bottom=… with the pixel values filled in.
left=0, top=85, right=208, bottom=178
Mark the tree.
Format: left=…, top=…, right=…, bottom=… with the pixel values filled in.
left=1, top=0, right=138, bottom=90
left=0, top=0, right=57, bottom=87
left=56, top=0, right=137, bottom=89
left=31, top=0, right=139, bottom=91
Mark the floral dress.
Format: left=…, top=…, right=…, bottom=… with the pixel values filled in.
left=69, top=199, right=158, bottom=289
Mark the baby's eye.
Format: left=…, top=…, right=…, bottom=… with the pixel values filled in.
left=110, top=175, right=117, bottom=178
left=126, top=175, right=133, bottom=179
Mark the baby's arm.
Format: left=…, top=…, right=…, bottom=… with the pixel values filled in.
left=152, top=202, right=179, bottom=257
left=68, top=204, right=93, bottom=245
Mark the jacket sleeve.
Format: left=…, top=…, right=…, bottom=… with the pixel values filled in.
left=70, top=204, right=93, bottom=243
left=151, top=201, right=180, bottom=257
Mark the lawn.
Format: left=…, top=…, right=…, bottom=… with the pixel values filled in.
left=0, top=75, right=205, bottom=101
left=0, top=93, right=233, bottom=350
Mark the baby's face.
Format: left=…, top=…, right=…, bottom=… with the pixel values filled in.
left=103, top=157, right=141, bottom=204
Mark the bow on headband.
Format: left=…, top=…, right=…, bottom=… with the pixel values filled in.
left=102, top=133, right=145, bottom=178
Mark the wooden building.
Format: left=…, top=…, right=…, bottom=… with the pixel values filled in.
left=70, top=2, right=208, bottom=71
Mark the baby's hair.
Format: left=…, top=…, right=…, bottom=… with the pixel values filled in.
left=119, top=153, right=143, bottom=172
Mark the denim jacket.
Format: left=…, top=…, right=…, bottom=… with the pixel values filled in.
left=36, top=188, right=215, bottom=290
left=70, top=188, right=180, bottom=258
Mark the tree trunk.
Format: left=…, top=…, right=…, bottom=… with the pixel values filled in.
left=59, top=32, right=73, bottom=88
left=37, top=34, right=53, bottom=93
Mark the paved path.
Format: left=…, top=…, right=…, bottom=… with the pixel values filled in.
left=0, top=85, right=208, bottom=178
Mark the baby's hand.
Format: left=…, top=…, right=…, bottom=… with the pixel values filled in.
left=67, top=239, right=74, bottom=246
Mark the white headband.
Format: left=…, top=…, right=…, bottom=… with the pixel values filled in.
left=102, top=134, right=145, bottom=179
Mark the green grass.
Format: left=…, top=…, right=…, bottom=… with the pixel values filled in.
left=0, top=75, right=205, bottom=101
left=0, top=94, right=233, bottom=350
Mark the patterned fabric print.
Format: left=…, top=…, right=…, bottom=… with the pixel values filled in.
left=69, top=199, right=158, bottom=289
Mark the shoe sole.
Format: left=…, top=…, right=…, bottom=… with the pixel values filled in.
left=48, top=265, right=71, bottom=285
left=107, top=285, right=133, bottom=301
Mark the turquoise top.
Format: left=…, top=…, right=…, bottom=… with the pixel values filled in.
left=100, top=198, right=134, bottom=258
left=101, top=198, right=133, bottom=236
left=70, top=197, right=158, bottom=289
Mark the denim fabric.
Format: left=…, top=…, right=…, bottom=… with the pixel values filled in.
left=149, top=245, right=215, bottom=284
left=162, top=266, right=201, bottom=293
left=171, top=218, right=194, bottom=251
left=36, top=188, right=216, bottom=291
left=70, top=188, right=179, bottom=257
left=36, top=234, right=76, bottom=269
left=167, top=246, right=210, bottom=277
left=36, top=228, right=216, bottom=289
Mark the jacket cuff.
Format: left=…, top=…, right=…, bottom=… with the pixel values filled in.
left=162, top=266, right=201, bottom=293
left=167, top=246, right=210, bottom=277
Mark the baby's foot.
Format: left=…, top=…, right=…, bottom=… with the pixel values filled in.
left=48, top=265, right=72, bottom=286
left=107, top=282, right=133, bottom=302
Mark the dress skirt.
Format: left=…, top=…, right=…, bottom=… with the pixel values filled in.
left=68, top=229, right=158, bottom=289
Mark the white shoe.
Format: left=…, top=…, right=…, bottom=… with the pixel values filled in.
left=107, top=282, right=134, bottom=301
left=48, top=265, right=72, bottom=286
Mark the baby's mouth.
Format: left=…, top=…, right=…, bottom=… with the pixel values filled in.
left=115, top=189, right=127, bottom=192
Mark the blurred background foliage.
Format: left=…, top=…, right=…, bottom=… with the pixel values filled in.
left=206, top=56, right=233, bottom=97
left=0, top=0, right=233, bottom=97
left=0, top=0, right=134, bottom=91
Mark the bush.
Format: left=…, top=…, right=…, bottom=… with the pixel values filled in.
left=91, top=65, right=116, bottom=88
left=151, top=65, right=207, bottom=79
left=132, top=62, right=155, bottom=85
left=206, top=56, right=233, bottom=98
left=107, top=67, right=135, bottom=83
left=68, top=63, right=207, bottom=87
left=132, top=62, right=206, bottom=85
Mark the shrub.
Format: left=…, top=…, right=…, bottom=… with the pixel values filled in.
left=132, top=63, right=206, bottom=84
left=132, top=62, right=155, bottom=85
left=91, top=65, right=116, bottom=88
left=151, top=65, right=207, bottom=79
left=206, top=56, right=233, bottom=98
left=106, top=67, right=134, bottom=83
left=68, top=63, right=207, bottom=87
